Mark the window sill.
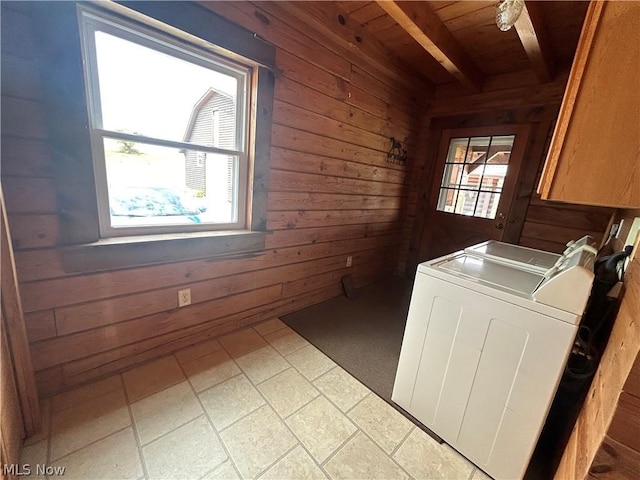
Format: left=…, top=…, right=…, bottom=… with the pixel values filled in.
left=61, top=230, right=266, bottom=273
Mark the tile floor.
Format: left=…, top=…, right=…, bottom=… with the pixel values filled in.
left=20, top=318, right=492, bottom=480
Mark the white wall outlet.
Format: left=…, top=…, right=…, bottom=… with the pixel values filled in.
left=346, top=256, right=353, bottom=267
left=615, top=219, right=624, bottom=238
left=178, top=288, right=191, bottom=307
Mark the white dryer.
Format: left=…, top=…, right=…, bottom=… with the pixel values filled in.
left=392, top=241, right=595, bottom=480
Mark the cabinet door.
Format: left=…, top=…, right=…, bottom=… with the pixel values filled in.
left=538, top=0, right=639, bottom=208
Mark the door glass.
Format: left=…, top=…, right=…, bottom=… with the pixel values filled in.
left=436, top=135, right=515, bottom=219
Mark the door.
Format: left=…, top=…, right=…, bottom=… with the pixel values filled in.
left=419, top=124, right=531, bottom=261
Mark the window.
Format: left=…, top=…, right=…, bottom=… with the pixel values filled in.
left=436, top=135, right=516, bottom=219
left=80, top=8, right=250, bottom=236
left=32, top=1, right=275, bottom=271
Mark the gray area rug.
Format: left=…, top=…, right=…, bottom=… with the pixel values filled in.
left=282, top=276, right=413, bottom=403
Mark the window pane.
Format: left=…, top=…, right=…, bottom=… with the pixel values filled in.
left=474, top=192, right=501, bottom=219
left=94, top=30, right=242, bottom=150
left=479, top=164, right=508, bottom=190
left=445, top=138, right=470, bottom=163
left=463, top=164, right=509, bottom=191
left=441, top=163, right=463, bottom=188
left=486, top=135, right=515, bottom=164
left=466, top=136, right=491, bottom=164
left=437, top=188, right=459, bottom=213
left=103, top=138, right=238, bottom=228
left=459, top=167, right=482, bottom=189
left=455, top=189, right=477, bottom=216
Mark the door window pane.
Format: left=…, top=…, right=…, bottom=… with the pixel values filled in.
left=436, top=135, right=516, bottom=219
left=445, top=138, right=470, bottom=163
left=441, top=163, right=464, bottom=188
left=474, top=192, right=501, bottom=219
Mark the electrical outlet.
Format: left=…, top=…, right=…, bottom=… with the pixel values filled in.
left=178, top=288, right=191, bottom=307
left=615, top=219, right=625, bottom=238
left=346, top=256, right=353, bottom=267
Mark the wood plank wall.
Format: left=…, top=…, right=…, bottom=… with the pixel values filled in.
left=555, top=209, right=640, bottom=480
left=0, top=1, right=425, bottom=397
left=589, top=354, right=640, bottom=480
left=1, top=311, right=26, bottom=474
left=403, top=82, right=614, bottom=272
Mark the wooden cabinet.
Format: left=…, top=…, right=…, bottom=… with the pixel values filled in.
left=538, top=0, right=639, bottom=208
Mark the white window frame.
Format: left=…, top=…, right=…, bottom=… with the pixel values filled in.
left=78, top=6, right=252, bottom=238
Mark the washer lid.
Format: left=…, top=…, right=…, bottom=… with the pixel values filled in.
left=433, top=254, right=544, bottom=298
left=464, top=241, right=559, bottom=274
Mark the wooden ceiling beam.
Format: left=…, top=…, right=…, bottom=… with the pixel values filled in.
left=376, top=0, right=483, bottom=92
left=514, top=1, right=555, bottom=83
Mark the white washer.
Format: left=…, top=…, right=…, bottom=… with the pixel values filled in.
left=464, top=240, right=560, bottom=274
left=392, top=243, right=594, bottom=480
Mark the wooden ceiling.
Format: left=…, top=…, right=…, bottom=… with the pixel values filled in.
left=288, top=1, right=589, bottom=92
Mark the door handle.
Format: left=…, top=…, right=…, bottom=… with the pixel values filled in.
left=495, top=222, right=504, bottom=230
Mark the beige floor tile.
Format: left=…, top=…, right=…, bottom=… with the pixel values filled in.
left=348, top=393, right=413, bottom=454
left=253, top=318, right=288, bottom=337
left=313, top=367, right=369, bottom=413
left=260, top=445, right=327, bottom=480
left=143, top=415, right=227, bottom=480
left=131, top=381, right=203, bottom=445
left=122, top=356, right=185, bottom=403
left=235, top=345, right=290, bottom=384
left=472, top=468, right=493, bottom=480
left=19, top=439, right=48, bottom=479
left=264, top=327, right=310, bottom=356
left=52, top=375, right=122, bottom=413
left=258, top=368, right=320, bottom=418
left=200, top=459, right=241, bottom=480
left=219, top=328, right=267, bottom=358
left=175, top=339, right=223, bottom=364
left=50, top=389, right=130, bottom=461
left=199, top=374, right=265, bottom=431
left=220, top=404, right=297, bottom=479
left=324, top=431, right=409, bottom=480
left=181, top=349, right=241, bottom=392
left=393, top=428, right=474, bottom=480
left=285, top=396, right=356, bottom=463
left=52, top=427, right=142, bottom=480
left=286, top=345, right=336, bottom=381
